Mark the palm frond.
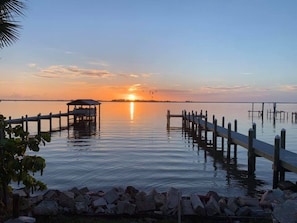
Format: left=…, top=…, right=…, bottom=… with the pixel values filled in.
left=0, top=0, right=25, bottom=48
left=0, top=0, right=25, bottom=19
left=0, top=20, right=20, bottom=48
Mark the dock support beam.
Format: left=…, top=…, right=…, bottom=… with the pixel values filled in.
left=227, top=123, right=231, bottom=161
left=248, top=128, right=255, bottom=175
left=213, top=119, right=217, bottom=151
left=273, top=135, right=281, bottom=189
left=280, top=129, right=286, bottom=181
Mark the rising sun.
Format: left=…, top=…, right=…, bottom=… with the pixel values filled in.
left=128, top=94, right=136, bottom=101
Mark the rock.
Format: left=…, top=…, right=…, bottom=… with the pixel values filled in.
left=58, top=191, right=75, bottom=210
left=206, top=191, right=220, bottom=202
left=125, top=186, right=139, bottom=199
left=181, top=198, right=195, bottom=215
left=33, top=200, right=59, bottom=215
left=116, top=200, right=136, bottom=215
left=223, top=208, right=235, bottom=216
left=260, top=189, right=285, bottom=208
left=13, top=189, right=28, bottom=197
left=135, top=191, right=156, bottom=212
left=93, top=197, right=107, bottom=207
left=273, top=199, right=297, bottom=223
left=154, top=192, right=166, bottom=208
left=278, top=181, right=297, bottom=192
left=218, top=197, right=227, bottom=210
left=29, top=195, right=43, bottom=206
left=205, top=196, right=221, bottom=216
left=69, top=187, right=81, bottom=197
left=105, top=204, right=117, bottom=214
left=166, top=187, right=180, bottom=210
left=43, top=190, right=59, bottom=200
left=227, top=197, right=239, bottom=213
left=237, top=196, right=259, bottom=207
left=79, top=187, right=89, bottom=195
left=190, top=194, right=205, bottom=216
left=236, top=206, right=251, bottom=216
left=103, top=188, right=119, bottom=204
left=75, top=200, right=89, bottom=213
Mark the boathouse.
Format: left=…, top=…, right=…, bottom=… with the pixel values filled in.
left=67, top=99, right=101, bottom=123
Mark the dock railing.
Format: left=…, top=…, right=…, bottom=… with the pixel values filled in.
left=167, top=109, right=297, bottom=189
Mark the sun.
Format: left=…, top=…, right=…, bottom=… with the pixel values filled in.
left=128, top=94, right=136, bottom=101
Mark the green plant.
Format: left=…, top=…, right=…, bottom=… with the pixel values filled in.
left=0, top=115, right=50, bottom=207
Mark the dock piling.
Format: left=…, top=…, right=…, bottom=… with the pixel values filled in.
left=280, top=129, right=286, bottom=181
left=273, top=135, right=281, bottom=189
left=227, top=123, right=232, bottom=161
left=248, top=128, right=255, bottom=175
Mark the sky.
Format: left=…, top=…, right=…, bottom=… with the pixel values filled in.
left=1, top=0, right=297, bottom=102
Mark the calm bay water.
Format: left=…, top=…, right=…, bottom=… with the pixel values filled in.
left=1, top=101, right=297, bottom=197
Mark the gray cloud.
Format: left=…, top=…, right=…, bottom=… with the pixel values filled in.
left=35, top=65, right=114, bottom=79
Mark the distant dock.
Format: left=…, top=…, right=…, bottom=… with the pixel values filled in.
left=167, top=109, right=297, bottom=189
left=6, top=99, right=101, bottom=134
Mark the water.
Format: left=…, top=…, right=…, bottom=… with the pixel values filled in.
left=1, top=101, right=297, bottom=197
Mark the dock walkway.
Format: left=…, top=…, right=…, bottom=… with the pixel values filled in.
left=167, top=110, right=297, bottom=189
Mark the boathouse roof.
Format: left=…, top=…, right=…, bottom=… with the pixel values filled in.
left=67, top=99, right=101, bottom=106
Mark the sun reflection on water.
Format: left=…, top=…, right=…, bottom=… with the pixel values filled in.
left=130, top=102, right=134, bottom=121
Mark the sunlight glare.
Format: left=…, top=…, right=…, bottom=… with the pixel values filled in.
left=128, top=94, right=136, bottom=101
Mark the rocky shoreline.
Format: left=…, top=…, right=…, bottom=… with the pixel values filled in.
left=4, top=184, right=297, bottom=223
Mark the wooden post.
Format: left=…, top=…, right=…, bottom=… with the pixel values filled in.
left=49, top=112, right=52, bottom=132
left=187, top=112, right=191, bottom=130
left=221, top=116, right=225, bottom=152
left=227, top=123, right=231, bottom=160
left=213, top=119, right=217, bottom=151
left=25, top=115, right=28, bottom=133
left=194, top=111, right=198, bottom=137
left=273, top=135, right=280, bottom=189
left=252, top=123, right=256, bottom=138
left=204, top=114, right=208, bottom=146
left=191, top=111, right=195, bottom=135
left=234, top=119, right=237, bottom=158
left=248, top=128, right=255, bottom=175
left=167, top=110, right=170, bottom=129
left=280, top=129, right=286, bottom=181
left=59, top=111, right=62, bottom=130
left=37, top=114, right=41, bottom=135
left=21, top=116, right=24, bottom=131
left=198, top=117, right=202, bottom=143
left=261, top=102, right=264, bottom=120
left=8, top=116, right=12, bottom=138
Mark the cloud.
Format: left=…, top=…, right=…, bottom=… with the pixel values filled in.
left=35, top=65, right=114, bottom=79
left=88, top=61, right=109, bottom=67
left=119, top=72, right=153, bottom=79
left=280, top=85, right=297, bottom=92
left=28, top=63, right=37, bottom=68
left=128, top=84, right=142, bottom=92
left=200, top=85, right=250, bottom=92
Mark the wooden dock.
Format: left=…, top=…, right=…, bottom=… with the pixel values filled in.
left=5, top=99, right=101, bottom=134
left=167, top=110, right=297, bottom=189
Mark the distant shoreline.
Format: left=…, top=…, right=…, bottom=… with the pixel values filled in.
left=1, top=99, right=297, bottom=104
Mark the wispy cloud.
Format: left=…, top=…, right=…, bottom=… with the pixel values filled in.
left=35, top=65, right=114, bottom=79
left=119, top=73, right=153, bottom=79
left=280, top=85, right=297, bottom=92
left=28, top=63, right=37, bottom=68
left=88, top=61, right=110, bottom=67
left=200, top=85, right=250, bottom=92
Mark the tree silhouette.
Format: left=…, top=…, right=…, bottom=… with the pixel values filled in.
left=0, top=0, right=25, bottom=48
